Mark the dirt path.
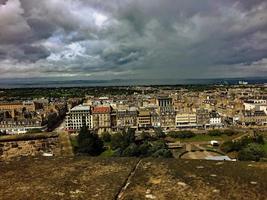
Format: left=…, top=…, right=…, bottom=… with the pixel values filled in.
left=58, top=131, right=74, bottom=156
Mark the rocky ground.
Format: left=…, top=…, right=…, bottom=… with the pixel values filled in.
left=0, top=157, right=266, bottom=200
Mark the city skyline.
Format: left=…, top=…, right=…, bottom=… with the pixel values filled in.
left=0, top=0, right=267, bottom=81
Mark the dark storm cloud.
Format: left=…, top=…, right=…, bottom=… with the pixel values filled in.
left=0, top=0, right=267, bottom=78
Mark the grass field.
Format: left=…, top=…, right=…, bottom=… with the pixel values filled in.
left=100, top=149, right=114, bottom=157
left=179, top=134, right=230, bottom=142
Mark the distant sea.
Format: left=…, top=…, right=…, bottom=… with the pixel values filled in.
left=0, top=77, right=266, bottom=89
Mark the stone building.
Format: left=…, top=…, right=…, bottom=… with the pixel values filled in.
left=92, top=106, right=112, bottom=134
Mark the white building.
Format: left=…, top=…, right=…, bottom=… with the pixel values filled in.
left=209, top=111, right=222, bottom=126
left=66, top=105, right=93, bottom=132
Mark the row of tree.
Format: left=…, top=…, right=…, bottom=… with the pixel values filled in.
left=76, top=126, right=173, bottom=158
left=221, top=134, right=266, bottom=161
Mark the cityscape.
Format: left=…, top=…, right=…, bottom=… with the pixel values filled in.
left=1, top=0, right=267, bottom=199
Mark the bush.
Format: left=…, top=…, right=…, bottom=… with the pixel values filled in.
left=220, top=141, right=236, bottom=153
left=26, top=128, right=42, bottom=134
left=110, top=129, right=135, bottom=150
left=138, top=141, right=151, bottom=156
left=110, top=132, right=126, bottom=150
left=149, top=140, right=167, bottom=154
left=208, top=130, right=223, bottom=136
left=168, top=131, right=195, bottom=139
left=238, top=143, right=265, bottom=161
left=101, top=132, right=111, bottom=142
left=152, top=149, right=173, bottom=158
left=122, top=143, right=139, bottom=157
left=77, top=126, right=104, bottom=156
left=154, top=127, right=166, bottom=139
left=223, top=129, right=236, bottom=136
left=140, top=131, right=151, bottom=141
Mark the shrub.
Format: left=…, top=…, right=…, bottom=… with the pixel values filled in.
left=152, top=149, right=173, bottom=158
left=101, top=132, right=111, bottom=142
left=140, top=131, right=151, bottom=141
left=208, top=130, right=223, bottom=136
left=154, top=127, right=166, bottom=138
left=168, top=131, right=195, bottom=139
left=223, top=129, right=236, bottom=136
left=122, top=143, right=139, bottom=157
left=138, top=141, right=151, bottom=156
left=77, top=126, right=104, bottom=156
left=238, top=143, right=265, bottom=161
left=110, top=129, right=135, bottom=150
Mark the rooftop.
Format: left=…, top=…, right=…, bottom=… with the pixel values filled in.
left=92, top=106, right=111, bottom=113
left=70, top=105, right=90, bottom=112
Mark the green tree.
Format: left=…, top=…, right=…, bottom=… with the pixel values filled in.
left=152, top=149, right=173, bottom=158
left=154, top=127, right=166, bottom=139
left=101, top=131, right=111, bottom=143
left=140, top=131, right=150, bottom=141
left=77, top=126, right=104, bottom=156
left=138, top=141, right=151, bottom=156
left=122, top=143, right=139, bottom=157
left=168, top=131, right=195, bottom=139
left=110, top=132, right=126, bottom=150
left=208, top=130, right=223, bottom=136
left=223, top=129, right=236, bottom=136
left=238, top=143, right=265, bottom=161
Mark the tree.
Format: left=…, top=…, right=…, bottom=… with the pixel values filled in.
left=110, top=129, right=136, bottom=150
left=138, top=141, right=151, bottom=156
left=101, top=132, right=111, bottom=143
left=110, top=132, right=127, bottom=150
left=223, top=129, right=236, bottom=136
left=122, top=143, right=139, bottom=157
left=77, top=126, right=104, bottom=156
left=152, top=149, right=173, bottom=158
left=154, top=127, right=166, bottom=139
left=140, top=131, right=150, bottom=141
left=148, top=140, right=168, bottom=154
left=168, top=131, right=195, bottom=139
left=208, top=130, right=223, bottom=136
left=47, top=112, right=59, bottom=131
left=238, top=143, right=265, bottom=161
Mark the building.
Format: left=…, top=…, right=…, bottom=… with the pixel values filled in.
left=196, top=109, right=210, bottom=128
left=159, top=110, right=176, bottom=130
left=66, top=105, right=93, bottom=132
left=209, top=111, right=222, bottom=127
left=238, top=110, right=267, bottom=126
left=175, top=113, right=197, bottom=128
left=92, top=106, right=112, bottom=134
left=116, top=109, right=138, bottom=129
left=0, top=118, right=45, bottom=134
left=137, top=110, right=152, bottom=129
left=156, top=96, right=173, bottom=112
left=0, top=101, right=36, bottom=118
left=243, top=100, right=267, bottom=114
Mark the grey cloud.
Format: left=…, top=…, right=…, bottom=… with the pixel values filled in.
left=0, top=0, right=267, bottom=79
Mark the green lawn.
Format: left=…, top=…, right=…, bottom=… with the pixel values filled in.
left=70, top=136, right=78, bottom=148
left=99, top=149, right=114, bottom=157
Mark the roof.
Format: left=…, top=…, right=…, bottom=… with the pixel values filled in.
left=70, top=105, right=90, bottom=111
left=92, top=106, right=111, bottom=113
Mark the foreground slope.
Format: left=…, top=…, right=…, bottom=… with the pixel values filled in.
left=0, top=157, right=266, bottom=200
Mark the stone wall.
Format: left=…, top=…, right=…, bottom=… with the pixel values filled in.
left=0, top=133, right=61, bottom=161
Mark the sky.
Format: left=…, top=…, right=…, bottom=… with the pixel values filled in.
left=0, top=0, right=267, bottom=80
